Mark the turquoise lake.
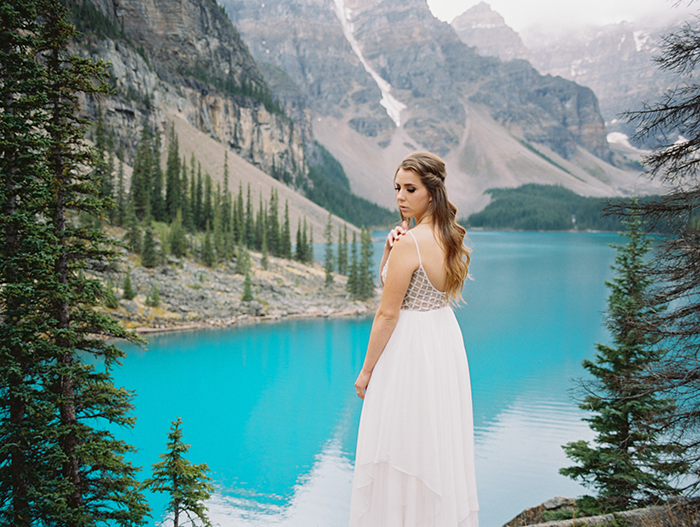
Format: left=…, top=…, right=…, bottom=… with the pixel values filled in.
left=113, top=231, right=619, bottom=527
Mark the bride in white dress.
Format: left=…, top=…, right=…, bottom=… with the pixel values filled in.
left=350, top=152, right=479, bottom=527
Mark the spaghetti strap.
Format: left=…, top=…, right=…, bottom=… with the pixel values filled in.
left=407, top=230, right=422, bottom=267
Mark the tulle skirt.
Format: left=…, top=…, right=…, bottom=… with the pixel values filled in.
left=350, top=307, right=479, bottom=527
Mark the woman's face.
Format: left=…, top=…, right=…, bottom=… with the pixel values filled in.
left=394, top=168, right=432, bottom=222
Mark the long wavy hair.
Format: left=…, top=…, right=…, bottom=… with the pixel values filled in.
left=395, top=152, right=471, bottom=302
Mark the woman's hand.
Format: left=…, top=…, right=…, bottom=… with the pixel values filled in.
left=386, top=220, right=409, bottom=250
left=355, top=369, right=372, bottom=399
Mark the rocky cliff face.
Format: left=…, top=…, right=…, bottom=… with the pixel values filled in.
left=226, top=0, right=610, bottom=161
left=221, top=0, right=618, bottom=212
left=523, top=21, right=681, bottom=145
left=82, top=0, right=308, bottom=182
left=451, top=2, right=530, bottom=62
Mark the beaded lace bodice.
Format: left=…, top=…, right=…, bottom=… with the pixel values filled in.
left=381, top=231, right=449, bottom=312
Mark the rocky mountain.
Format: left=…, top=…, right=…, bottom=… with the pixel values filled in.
left=523, top=20, right=682, bottom=146
left=82, top=0, right=307, bottom=181
left=222, top=0, right=657, bottom=214
left=73, top=0, right=368, bottom=236
left=451, top=2, right=529, bottom=62
left=449, top=2, right=685, bottom=148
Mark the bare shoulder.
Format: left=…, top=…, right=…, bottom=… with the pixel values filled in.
left=388, top=233, right=419, bottom=267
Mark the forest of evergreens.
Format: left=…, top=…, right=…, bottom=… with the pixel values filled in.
left=465, top=184, right=657, bottom=231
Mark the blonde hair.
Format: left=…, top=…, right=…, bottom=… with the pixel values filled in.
left=395, top=152, right=471, bottom=302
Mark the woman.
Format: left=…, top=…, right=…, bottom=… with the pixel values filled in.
left=350, top=152, right=479, bottom=527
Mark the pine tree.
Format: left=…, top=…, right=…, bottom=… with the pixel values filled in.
left=307, top=225, right=314, bottom=264
left=169, top=210, right=188, bottom=258
left=145, top=281, right=160, bottom=308
left=203, top=173, right=213, bottom=231
left=347, top=231, right=359, bottom=296
left=561, top=212, right=685, bottom=514
left=165, top=124, right=180, bottom=222
left=125, top=202, right=142, bottom=253
left=151, top=133, right=165, bottom=222
left=244, top=184, right=254, bottom=248
left=202, top=222, right=215, bottom=267
left=115, top=153, right=127, bottom=226
left=142, top=222, right=158, bottom=268
left=324, top=213, right=334, bottom=286
left=357, top=228, right=375, bottom=300
left=267, top=188, right=279, bottom=255
left=242, top=268, right=254, bottom=302
left=195, top=163, right=203, bottom=230
left=612, top=16, right=700, bottom=485
left=26, top=2, right=149, bottom=522
left=261, top=227, right=269, bottom=270
left=337, top=224, right=348, bottom=275
left=122, top=272, right=136, bottom=301
left=281, top=200, right=292, bottom=259
left=143, top=418, right=213, bottom=527
left=130, top=125, right=153, bottom=220
left=295, top=218, right=305, bottom=262
left=0, top=3, right=52, bottom=522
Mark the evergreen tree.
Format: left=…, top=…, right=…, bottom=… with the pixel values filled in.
left=267, top=188, right=280, bottom=256
left=295, top=218, right=305, bottom=262
left=235, top=243, right=250, bottom=275
left=142, top=222, right=158, bottom=268
left=281, top=200, right=292, bottom=259
left=122, top=273, right=136, bottom=301
left=347, top=231, right=358, bottom=297
left=337, top=224, right=348, bottom=275
left=181, top=158, right=193, bottom=231
left=130, top=125, right=153, bottom=220
left=613, top=15, right=700, bottom=485
left=169, top=210, right=188, bottom=258
left=242, top=268, right=254, bottom=302
left=24, top=2, right=149, bottom=522
left=0, top=3, right=52, bottom=522
left=150, top=131, right=165, bottom=222
left=213, top=185, right=226, bottom=260
left=124, top=202, right=142, bottom=253
left=234, top=182, right=244, bottom=244
left=165, top=124, right=180, bottom=222
left=189, top=155, right=197, bottom=231
left=143, top=418, right=213, bottom=527
left=195, top=163, right=203, bottom=230
left=203, top=173, right=213, bottom=231
left=104, top=278, right=119, bottom=308
left=261, top=228, right=269, bottom=270
left=357, top=228, right=374, bottom=300
left=244, top=184, right=253, bottom=247
left=254, top=194, right=265, bottom=251
left=324, top=213, right=334, bottom=286
left=561, top=213, right=685, bottom=514
left=145, top=281, right=160, bottom=308
left=307, top=225, right=314, bottom=264
left=202, top=223, right=215, bottom=267
left=115, top=153, right=127, bottom=226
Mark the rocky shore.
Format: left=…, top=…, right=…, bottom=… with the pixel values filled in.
left=96, top=249, right=379, bottom=334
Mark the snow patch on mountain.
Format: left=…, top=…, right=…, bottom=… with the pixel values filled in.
left=332, top=0, right=406, bottom=127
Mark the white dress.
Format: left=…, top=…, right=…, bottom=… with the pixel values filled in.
left=350, top=231, right=479, bottom=527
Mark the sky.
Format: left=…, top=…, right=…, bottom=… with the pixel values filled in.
left=426, top=0, right=696, bottom=34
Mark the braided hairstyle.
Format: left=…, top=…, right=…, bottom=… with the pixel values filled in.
left=395, top=152, right=471, bottom=302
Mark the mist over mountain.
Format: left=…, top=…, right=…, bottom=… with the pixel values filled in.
left=451, top=2, right=529, bottom=63
left=222, top=0, right=656, bottom=213
left=450, top=2, right=684, bottom=149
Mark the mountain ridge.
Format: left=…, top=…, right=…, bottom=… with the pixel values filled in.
left=222, top=0, right=658, bottom=214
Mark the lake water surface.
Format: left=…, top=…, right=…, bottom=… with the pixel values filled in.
left=113, top=231, right=619, bottom=527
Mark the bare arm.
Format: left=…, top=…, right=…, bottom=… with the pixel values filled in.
left=355, top=234, right=417, bottom=399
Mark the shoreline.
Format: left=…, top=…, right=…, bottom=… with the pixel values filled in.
left=97, top=248, right=380, bottom=337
